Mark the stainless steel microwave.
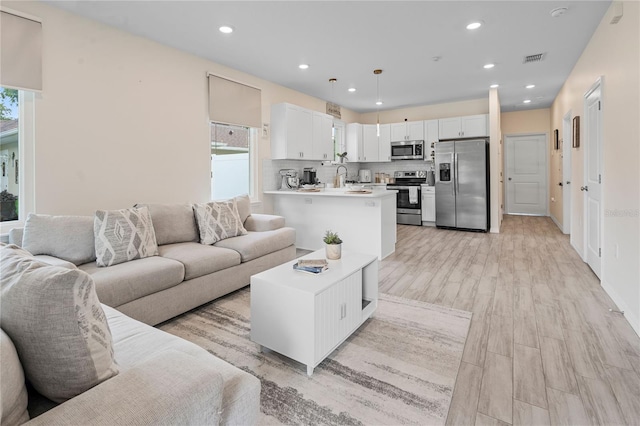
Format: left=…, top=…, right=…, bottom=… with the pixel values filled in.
left=390, top=140, right=424, bottom=160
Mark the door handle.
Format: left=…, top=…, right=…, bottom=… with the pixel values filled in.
left=455, top=153, right=459, bottom=194
left=558, top=182, right=563, bottom=186
left=581, top=186, right=589, bottom=191
left=508, top=177, right=512, bottom=181
left=566, top=181, right=571, bottom=184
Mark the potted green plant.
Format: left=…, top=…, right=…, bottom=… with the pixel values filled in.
left=337, top=152, right=348, bottom=163
left=323, top=230, right=342, bottom=260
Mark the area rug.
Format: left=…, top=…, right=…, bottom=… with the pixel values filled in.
left=159, top=289, right=472, bottom=425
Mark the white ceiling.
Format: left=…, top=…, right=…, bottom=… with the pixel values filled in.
left=46, top=1, right=611, bottom=113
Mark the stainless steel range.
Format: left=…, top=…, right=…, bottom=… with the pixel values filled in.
left=387, top=170, right=427, bottom=226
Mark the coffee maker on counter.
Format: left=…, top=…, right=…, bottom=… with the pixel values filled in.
left=279, top=169, right=299, bottom=190
left=302, top=167, right=317, bottom=185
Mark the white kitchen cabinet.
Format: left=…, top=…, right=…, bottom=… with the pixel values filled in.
left=390, top=120, right=424, bottom=141
left=346, top=123, right=363, bottom=162
left=271, top=103, right=313, bottom=159
left=438, top=114, right=489, bottom=140
left=312, top=111, right=334, bottom=161
left=361, top=124, right=380, bottom=162
left=421, top=186, right=435, bottom=224
left=424, top=119, right=438, bottom=162
left=378, top=124, right=391, bottom=162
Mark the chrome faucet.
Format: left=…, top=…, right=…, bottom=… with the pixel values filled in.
left=336, top=165, right=347, bottom=188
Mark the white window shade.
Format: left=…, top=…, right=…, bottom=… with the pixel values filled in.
left=1, top=11, right=42, bottom=91
left=208, top=74, right=261, bottom=129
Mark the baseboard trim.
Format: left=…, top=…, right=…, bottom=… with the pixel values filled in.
left=549, top=214, right=562, bottom=231
left=601, top=279, right=640, bottom=337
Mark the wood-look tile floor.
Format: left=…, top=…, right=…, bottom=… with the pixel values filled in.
left=379, top=215, right=640, bottom=426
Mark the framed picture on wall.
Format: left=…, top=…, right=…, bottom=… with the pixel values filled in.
left=572, top=116, right=580, bottom=148
left=554, top=129, right=559, bottom=150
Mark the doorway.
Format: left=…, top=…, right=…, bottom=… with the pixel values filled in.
left=562, top=111, right=572, bottom=236
left=583, top=78, right=603, bottom=279
left=504, top=134, right=548, bottom=215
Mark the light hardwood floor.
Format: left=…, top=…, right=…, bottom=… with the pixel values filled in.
left=379, top=215, right=640, bottom=426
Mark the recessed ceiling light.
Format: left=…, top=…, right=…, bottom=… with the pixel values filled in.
left=526, top=84, right=536, bottom=89
left=298, top=64, right=309, bottom=70
left=483, top=63, right=495, bottom=69
left=490, top=84, right=499, bottom=88
left=376, top=101, right=383, bottom=106
left=218, top=26, right=234, bottom=34
left=550, top=7, right=569, bottom=18
left=523, top=99, right=532, bottom=104
left=348, top=88, right=356, bottom=92
left=466, top=22, right=482, bottom=30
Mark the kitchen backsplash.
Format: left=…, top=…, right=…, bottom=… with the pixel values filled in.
left=263, top=159, right=434, bottom=190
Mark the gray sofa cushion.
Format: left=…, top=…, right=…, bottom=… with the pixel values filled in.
left=0, top=329, right=29, bottom=426
left=244, top=213, right=286, bottom=232
left=135, top=203, right=199, bottom=245
left=0, top=244, right=118, bottom=403
left=34, top=255, right=77, bottom=270
left=193, top=200, right=247, bottom=245
left=158, top=243, right=241, bottom=280
left=214, top=228, right=296, bottom=262
left=21, top=214, right=96, bottom=265
left=8, top=227, right=23, bottom=246
left=104, top=305, right=260, bottom=425
left=80, top=256, right=185, bottom=307
left=234, top=194, right=251, bottom=224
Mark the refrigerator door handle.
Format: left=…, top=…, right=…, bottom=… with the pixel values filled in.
left=454, top=153, right=459, bottom=194
left=451, top=153, right=455, bottom=196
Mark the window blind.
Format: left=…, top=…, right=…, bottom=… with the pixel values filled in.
left=208, top=74, right=261, bottom=129
left=1, top=11, right=42, bottom=91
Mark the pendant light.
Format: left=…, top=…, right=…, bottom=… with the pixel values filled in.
left=374, top=69, right=383, bottom=137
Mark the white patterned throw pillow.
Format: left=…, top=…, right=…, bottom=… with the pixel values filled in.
left=0, top=244, right=119, bottom=403
left=193, top=199, right=248, bottom=245
left=94, top=206, right=159, bottom=267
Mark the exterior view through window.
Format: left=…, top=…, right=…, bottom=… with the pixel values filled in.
left=210, top=122, right=252, bottom=200
left=0, top=87, right=19, bottom=222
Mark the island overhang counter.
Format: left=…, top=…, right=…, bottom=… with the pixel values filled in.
left=264, top=189, right=397, bottom=260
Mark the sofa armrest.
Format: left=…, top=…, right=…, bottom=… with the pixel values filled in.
left=26, top=351, right=223, bottom=426
left=244, top=214, right=285, bottom=232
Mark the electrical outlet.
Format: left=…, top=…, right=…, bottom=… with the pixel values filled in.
left=262, top=123, right=269, bottom=138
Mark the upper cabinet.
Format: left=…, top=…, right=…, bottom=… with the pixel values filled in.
left=390, top=121, right=424, bottom=141
left=312, top=112, right=334, bottom=161
left=378, top=124, right=392, bottom=162
left=346, top=123, right=362, bottom=162
left=271, top=103, right=332, bottom=160
left=438, top=114, right=489, bottom=140
left=424, top=120, right=438, bottom=161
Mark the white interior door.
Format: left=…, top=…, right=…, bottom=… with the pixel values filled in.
left=505, top=134, right=547, bottom=215
left=562, top=112, right=572, bottom=235
left=584, top=83, right=602, bottom=278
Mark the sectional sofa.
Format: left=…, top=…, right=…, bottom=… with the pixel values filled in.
left=1, top=195, right=296, bottom=425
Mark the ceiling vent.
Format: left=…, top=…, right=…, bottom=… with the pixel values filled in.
left=523, top=53, right=545, bottom=64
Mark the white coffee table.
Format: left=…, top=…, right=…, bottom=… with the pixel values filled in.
left=250, top=250, right=378, bottom=376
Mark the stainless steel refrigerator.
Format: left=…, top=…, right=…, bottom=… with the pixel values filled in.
left=435, top=139, right=489, bottom=231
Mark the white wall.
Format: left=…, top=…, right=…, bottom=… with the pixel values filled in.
left=4, top=1, right=359, bottom=215
left=550, top=1, right=640, bottom=333
left=489, top=88, right=502, bottom=232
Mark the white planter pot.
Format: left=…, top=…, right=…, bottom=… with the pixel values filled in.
left=325, top=243, right=342, bottom=260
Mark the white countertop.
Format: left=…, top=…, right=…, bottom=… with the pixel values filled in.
left=264, top=188, right=397, bottom=198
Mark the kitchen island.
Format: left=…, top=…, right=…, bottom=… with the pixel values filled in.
left=264, top=189, right=397, bottom=259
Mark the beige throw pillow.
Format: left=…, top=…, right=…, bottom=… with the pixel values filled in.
left=94, top=206, right=159, bottom=267
left=0, top=244, right=119, bottom=403
left=193, top=199, right=247, bottom=245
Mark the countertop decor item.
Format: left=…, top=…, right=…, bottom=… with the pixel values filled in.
left=323, top=230, right=342, bottom=260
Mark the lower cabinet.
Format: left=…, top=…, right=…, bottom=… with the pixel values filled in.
left=422, top=186, right=435, bottom=223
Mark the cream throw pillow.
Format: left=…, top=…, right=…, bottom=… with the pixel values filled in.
left=0, top=244, right=119, bottom=403
left=94, top=206, right=159, bottom=267
left=193, top=199, right=248, bottom=245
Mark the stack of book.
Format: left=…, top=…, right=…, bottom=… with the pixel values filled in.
left=293, top=258, right=329, bottom=275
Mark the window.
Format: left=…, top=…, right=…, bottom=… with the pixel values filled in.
left=0, top=87, right=19, bottom=222
left=210, top=122, right=257, bottom=200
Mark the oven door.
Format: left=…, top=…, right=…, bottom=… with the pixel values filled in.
left=389, top=185, right=422, bottom=212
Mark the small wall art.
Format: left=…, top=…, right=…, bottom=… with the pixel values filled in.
left=572, top=116, right=580, bottom=148
left=554, top=129, right=559, bottom=150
